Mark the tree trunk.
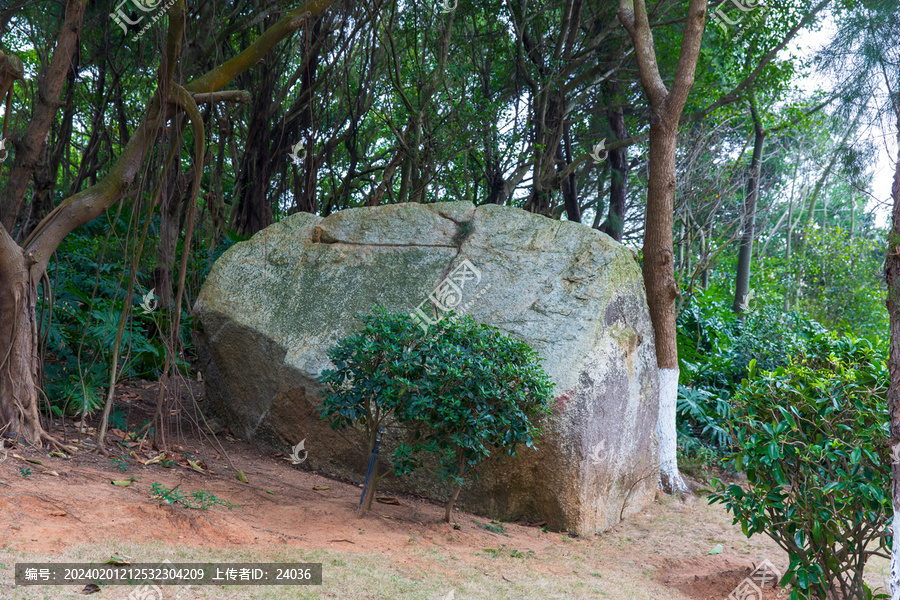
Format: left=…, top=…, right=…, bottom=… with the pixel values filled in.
left=294, top=16, right=325, bottom=215
left=801, top=114, right=860, bottom=231
left=444, top=453, right=466, bottom=522
left=0, top=230, right=45, bottom=445
left=151, top=154, right=187, bottom=310
left=230, top=61, right=278, bottom=236
left=360, top=426, right=383, bottom=512
left=560, top=124, right=581, bottom=222
left=445, top=483, right=462, bottom=523
left=619, top=0, right=707, bottom=495
left=602, top=79, right=629, bottom=241
left=525, top=89, right=566, bottom=218
left=885, top=110, right=900, bottom=600
left=644, top=119, right=687, bottom=494
left=733, top=99, right=765, bottom=314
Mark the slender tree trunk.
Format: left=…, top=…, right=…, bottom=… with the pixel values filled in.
left=886, top=108, right=900, bottom=600
left=445, top=483, right=462, bottom=523
left=699, top=230, right=709, bottom=289
left=231, top=61, right=278, bottom=236
left=294, top=16, right=325, bottom=215
left=619, top=0, right=707, bottom=494
left=208, top=113, right=229, bottom=248
left=444, top=453, right=466, bottom=522
left=525, top=91, right=566, bottom=218
left=18, top=57, right=78, bottom=242
left=801, top=114, right=860, bottom=230
left=360, top=426, right=381, bottom=512
left=676, top=219, right=684, bottom=268
left=560, top=125, right=581, bottom=222
left=733, top=99, right=765, bottom=314
left=644, top=118, right=687, bottom=493
left=68, top=54, right=107, bottom=197
left=151, top=153, right=186, bottom=309
left=602, top=79, right=629, bottom=241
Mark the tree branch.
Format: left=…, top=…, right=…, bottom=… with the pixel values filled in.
left=191, top=90, right=252, bottom=105
left=22, top=0, right=337, bottom=272
left=617, top=0, right=668, bottom=109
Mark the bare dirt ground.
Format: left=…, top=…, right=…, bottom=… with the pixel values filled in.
left=0, top=380, right=890, bottom=599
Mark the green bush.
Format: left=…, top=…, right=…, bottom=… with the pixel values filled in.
left=318, top=306, right=555, bottom=519
left=676, top=288, right=824, bottom=455
left=317, top=305, right=425, bottom=511
left=391, top=312, right=555, bottom=521
left=39, top=217, right=193, bottom=417
left=708, top=334, right=891, bottom=600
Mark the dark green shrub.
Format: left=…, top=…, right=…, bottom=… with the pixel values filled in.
left=708, top=335, right=891, bottom=600
left=391, top=313, right=555, bottom=521
left=317, top=306, right=427, bottom=509
left=318, top=306, right=555, bottom=518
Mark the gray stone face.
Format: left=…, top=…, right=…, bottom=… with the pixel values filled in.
left=194, top=201, right=659, bottom=536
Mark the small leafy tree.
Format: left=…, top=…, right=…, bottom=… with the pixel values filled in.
left=318, top=306, right=555, bottom=519
left=392, top=314, right=555, bottom=522
left=318, top=306, right=426, bottom=510
left=709, top=335, right=891, bottom=600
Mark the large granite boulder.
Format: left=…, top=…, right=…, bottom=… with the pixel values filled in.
left=194, top=201, right=659, bottom=536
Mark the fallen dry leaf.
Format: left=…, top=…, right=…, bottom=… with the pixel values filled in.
left=376, top=497, right=401, bottom=505
left=312, top=485, right=331, bottom=491
left=187, top=459, right=206, bottom=473
left=49, top=510, right=66, bottom=517
left=10, top=453, right=43, bottom=465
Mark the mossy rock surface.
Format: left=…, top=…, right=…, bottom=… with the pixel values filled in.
left=194, top=201, right=659, bottom=535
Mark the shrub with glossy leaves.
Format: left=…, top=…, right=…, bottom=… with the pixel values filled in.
left=317, top=306, right=426, bottom=509
left=709, top=335, right=891, bottom=600
left=317, top=306, right=555, bottom=518
left=392, top=312, right=555, bottom=521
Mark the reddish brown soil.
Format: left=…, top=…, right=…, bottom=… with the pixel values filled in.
left=0, top=380, right=799, bottom=599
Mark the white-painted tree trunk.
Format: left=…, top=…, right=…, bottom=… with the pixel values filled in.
left=657, top=368, right=687, bottom=493
left=891, top=495, right=900, bottom=600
